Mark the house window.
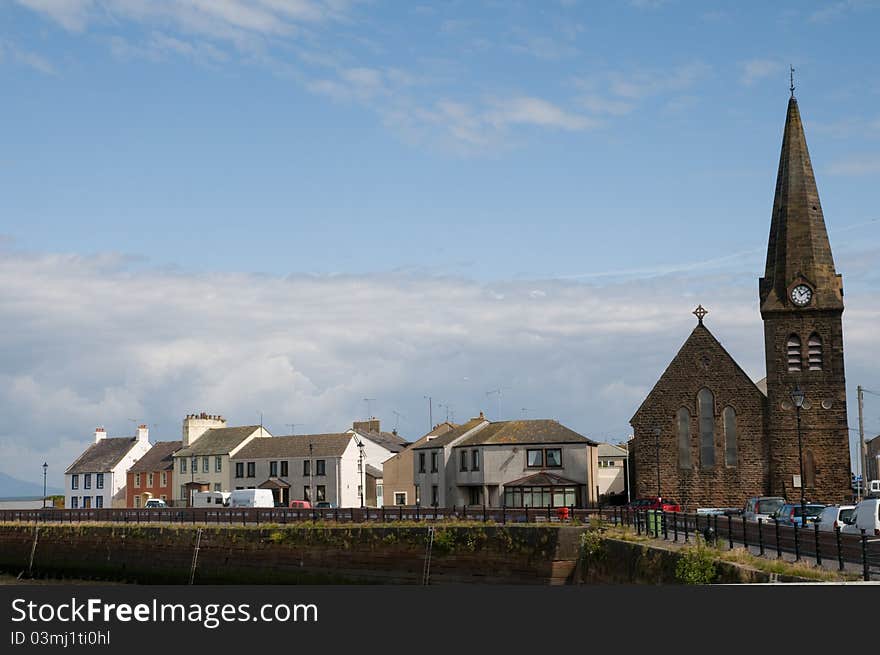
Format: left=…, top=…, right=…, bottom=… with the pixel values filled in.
left=83, top=496, right=91, bottom=508
left=246, top=462, right=255, bottom=478
left=431, top=485, right=438, bottom=506
left=808, top=333, right=823, bottom=370
left=787, top=334, right=802, bottom=372
left=698, top=388, right=715, bottom=468
left=724, top=406, right=737, bottom=467
left=270, top=461, right=278, bottom=477
left=134, top=495, right=141, bottom=508
left=316, top=460, right=325, bottom=476
left=418, top=453, right=426, bottom=473
left=161, top=495, right=167, bottom=502
left=430, top=452, right=438, bottom=473
left=213, top=483, right=221, bottom=492
left=316, top=485, right=326, bottom=502
left=202, top=457, right=209, bottom=473
left=95, top=496, right=103, bottom=508
left=71, top=474, right=78, bottom=490
left=304, top=486, right=311, bottom=502
left=84, top=474, right=92, bottom=489
left=161, top=472, right=167, bottom=487
left=545, top=449, right=561, bottom=468
left=96, top=473, right=104, bottom=489
left=472, top=450, right=480, bottom=471
left=469, top=487, right=481, bottom=505
left=280, top=461, right=288, bottom=477
left=527, top=449, right=543, bottom=468
left=394, top=492, right=407, bottom=505
left=303, top=460, right=311, bottom=476
left=804, top=450, right=816, bottom=488
left=677, top=407, right=691, bottom=469
left=70, top=496, right=79, bottom=509
left=147, top=473, right=154, bottom=487
left=191, top=458, right=197, bottom=474
left=134, top=473, right=140, bottom=488
left=215, top=456, right=222, bottom=472
left=180, top=458, right=187, bottom=474
left=460, top=450, right=468, bottom=472
left=235, top=462, right=244, bottom=478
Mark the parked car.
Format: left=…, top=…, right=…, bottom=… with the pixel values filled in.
left=743, top=496, right=785, bottom=522
left=314, top=501, right=336, bottom=509
left=772, top=502, right=826, bottom=527
left=229, top=489, right=274, bottom=508
left=627, top=497, right=681, bottom=512
left=144, top=498, right=167, bottom=509
left=841, top=498, right=880, bottom=536
left=289, top=500, right=312, bottom=509
left=816, top=504, right=855, bottom=532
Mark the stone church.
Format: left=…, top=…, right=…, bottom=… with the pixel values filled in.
left=630, top=93, right=852, bottom=510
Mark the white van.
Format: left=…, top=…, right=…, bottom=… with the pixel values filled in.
left=868, top=480, right=880, bottom=497
left=841, top=498, right=880, bottom=537
left=192, top=491, right=231, bottom=507
left=229, top=489, right=274, bottom=508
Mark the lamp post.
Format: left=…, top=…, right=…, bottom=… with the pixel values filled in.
left=790, top=386, right=807, bottom=528
left=654, top=427, right=661, bottom=500
left=42, top=462, right=48, bottom=509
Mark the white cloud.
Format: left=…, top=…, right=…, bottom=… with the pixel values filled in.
left=0, top=39, right=57, bottom=74
left=486, top=96, right=596, bottom=131
left=740, top=58, right=784, bottom=86
left=1, top=243, right=878, bottom=485
left=827, top=155, right=880, bottom=176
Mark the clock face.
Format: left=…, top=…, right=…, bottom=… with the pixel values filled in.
left=790, top=284, right=812, bottom=306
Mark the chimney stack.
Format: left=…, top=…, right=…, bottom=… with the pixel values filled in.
left=95, top=427, right=106, bottom=443
left=182, top=412, right=227, bottom=447
left=137, top=424, right=149, bottom=442
left=353, top=418, right=381, bottom=434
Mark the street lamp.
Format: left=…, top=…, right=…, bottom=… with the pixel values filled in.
left=790, top=385, right=807, bottom=528
left=653, top=427, right=661, bottom=500
left=42, top=462, right=48, bottom=509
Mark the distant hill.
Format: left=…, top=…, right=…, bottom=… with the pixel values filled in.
left=0, top=471, right=62, bottom=498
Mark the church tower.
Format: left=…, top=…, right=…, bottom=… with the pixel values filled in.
left=760, top=92, right=851, bottom=501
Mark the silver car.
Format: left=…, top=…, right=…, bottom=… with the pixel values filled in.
left=743, top=496, right=785, bottom=522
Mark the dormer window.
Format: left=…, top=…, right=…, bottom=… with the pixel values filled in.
left=787, top=334, right=802, bottom=372
left=808, top=333, right=823, bottom=370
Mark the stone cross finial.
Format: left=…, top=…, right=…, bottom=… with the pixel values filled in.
left=790, top=64, right=795, bottom=98
left=693, top=305, right=708, bottom=324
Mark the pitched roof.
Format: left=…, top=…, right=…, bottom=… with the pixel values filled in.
left=453, top=419, right=596, bottom=447
left=353, top=429, right=409, bottom=453
left=505, top=471, right=582, bottom=487
left=598, top=443, right=628, bottom=457
left=66, top=437, right=140, bottom=474
left=233, top=434, right=352, bottom=459
left=760, top=96, right=843, bottom=313
left=129, top=441, right=182, bottom=473
left=365, top=464, right=383, bottom=478
left=175, top=426, right=261, bottom=457
left=413, top=417, right=487, bottom=450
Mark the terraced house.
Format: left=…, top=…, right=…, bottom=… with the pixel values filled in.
left=126, top=440, right=181, bottom=508
left=171, top=413, right=270, bottom=506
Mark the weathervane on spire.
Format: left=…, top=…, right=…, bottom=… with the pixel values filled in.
left=693, top=305, right=708, bottom=325
left=790, top=64, right=795, bottom=98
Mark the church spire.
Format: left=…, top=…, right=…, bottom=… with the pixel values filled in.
left=760, top=94, right=843, bottom=313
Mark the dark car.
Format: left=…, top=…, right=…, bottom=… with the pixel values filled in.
left=314, top=501, right=337, bottom=509
left=772, top=503, right=826, bottom=527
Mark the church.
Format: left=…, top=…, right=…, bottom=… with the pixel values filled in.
left=630, top=91, right=852, bottom=510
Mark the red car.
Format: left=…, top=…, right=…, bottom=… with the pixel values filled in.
left=628, top=497, right=681, bottom=512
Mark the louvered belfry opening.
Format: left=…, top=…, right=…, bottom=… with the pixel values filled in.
left=787, top=334, right=802, bottom=371
left=808, top=333, right=823, bottom=370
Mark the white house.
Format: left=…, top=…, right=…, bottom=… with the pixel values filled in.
left=65, top=425, right=152, bottom=509
left=597, top=443, right=628, bottom=498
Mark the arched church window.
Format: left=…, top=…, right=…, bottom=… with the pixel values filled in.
left=698, top=388, right=715, bottom=468
left=723, top=406, right=737, bottom=467
left=787, top=335, right=802, bottom=372
left=677, top=407, right=691, bottom=469
left=804, top=450, right=816, bottom=488
left=808, top=333, right=823, bottom=371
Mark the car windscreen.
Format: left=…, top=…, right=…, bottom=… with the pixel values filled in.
left=839, top=508, right=854, bottom=523
left=756, top=499, right=784, bottom=514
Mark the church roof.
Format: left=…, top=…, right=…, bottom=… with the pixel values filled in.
left=760, top=95, right=843, bottom=313
left=630, top=321, right=766, bottom=425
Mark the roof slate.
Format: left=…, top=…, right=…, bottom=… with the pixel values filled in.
left=354, top=429, right=409, bottom=453
left=66, top=437, right=140, bottom=474
left=413, top=418, right=486, bottom=450
left=453, top=420, right=597, bottom=447
left=128, top=441, right=182, bottom=473
left=504, top=471, right=582, bottom=487
left=233, top=434, right=353, bottom=459
left=598, top=443, right=628, bottom=458
left=174, top=426, right=262, bottom=457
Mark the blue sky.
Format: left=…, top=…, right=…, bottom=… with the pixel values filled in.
left=2, top=1, right=880, bottom=486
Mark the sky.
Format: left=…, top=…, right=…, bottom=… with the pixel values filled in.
left=2, top=0, right=880, bottom=488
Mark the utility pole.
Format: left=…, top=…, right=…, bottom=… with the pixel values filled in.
left=424, top=395, right=433, bottom=431
left=858, top=385, right=865, bottom=502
